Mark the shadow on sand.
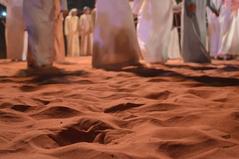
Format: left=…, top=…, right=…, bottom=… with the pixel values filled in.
left=1, top=63, right=239, bottom=89
left=107, top=65, right=239, bottom=87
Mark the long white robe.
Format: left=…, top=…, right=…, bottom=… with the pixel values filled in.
left=168, top=28, right=181, bottom=59
left=134, top=0, right=174, bottom=63
left=219, top=2, right=233, bottom=41
left=21, top=31, right=28, bottom=61
left=207, top=0, right=222, bottom=57
left=218, top=2, right=232, bottom=56
left=92, top=0, right=140, bottom=69
left=220, top=11, right=239, bottom=56
left=0, top=0, right=25, bottom=60
left=23, top=0, right=55, bottom=68
left=79, top=14, right=93, bottom=56
left=64, top=10, right=80, bottom=57
left=219, top=0, right=239, bottom=56
left=181, top=0, right=215, bottom=63
left=168, top=2, right=181, bottom=59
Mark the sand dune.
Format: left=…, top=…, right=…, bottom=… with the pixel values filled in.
left=0, top=57, right=239, bottom=159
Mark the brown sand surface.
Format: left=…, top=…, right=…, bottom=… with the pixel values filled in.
left=0, top=57, right=239, bottom=159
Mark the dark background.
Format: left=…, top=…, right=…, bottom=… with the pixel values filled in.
left=0, top=4, right=6, bottom=58
left=68, top=0, right=96, bottom=10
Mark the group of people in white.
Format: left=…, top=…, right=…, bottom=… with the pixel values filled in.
left=0, top=0, right=239, bottom=69
left=65, top=7, right=94, bottom=57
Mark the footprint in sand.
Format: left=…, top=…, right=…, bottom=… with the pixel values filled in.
left=48, top=118, right=115, bottom=146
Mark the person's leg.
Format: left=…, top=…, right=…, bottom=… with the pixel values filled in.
left=23, top=0, right=55, bottom=68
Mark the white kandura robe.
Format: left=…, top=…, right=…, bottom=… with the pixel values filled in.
left=168, top=27, right=181, bottom=59
left=219, top=0, right=239, bottom=56
left=221, top=11, right=239, bottom=56
left=64, top=11, right=80, bottom=57
left=0, top=0, right=25, bottom=60
left=21, top=31, right=28, bottom=61
left=23, top=0, right=55, bottom=68
left=168, top=1, right=182, bottom=59
left=207, top=0, right=222, bottom=57
left=92, top=0, right=140, bottom=69
left=181, top=0, right=215, bottom=63
left=218, top=2, right=233, bottom=55
left=79, top=14, right=93, bottom=56
left=133, top=0, right=174, bottom=63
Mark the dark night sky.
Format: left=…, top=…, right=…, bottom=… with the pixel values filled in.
left=0, top=5, right=6, bottom=13
left=68, top=0, right=96, bottom=10
left=0, top=5, right=6, bottom=20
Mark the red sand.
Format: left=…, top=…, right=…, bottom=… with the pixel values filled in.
left=0, top=57, right=239, bottom=159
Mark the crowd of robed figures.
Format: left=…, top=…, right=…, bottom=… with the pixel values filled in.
left=65, top=7, right=94, bottom=57
left=0, top=0, right=239, bottom=69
